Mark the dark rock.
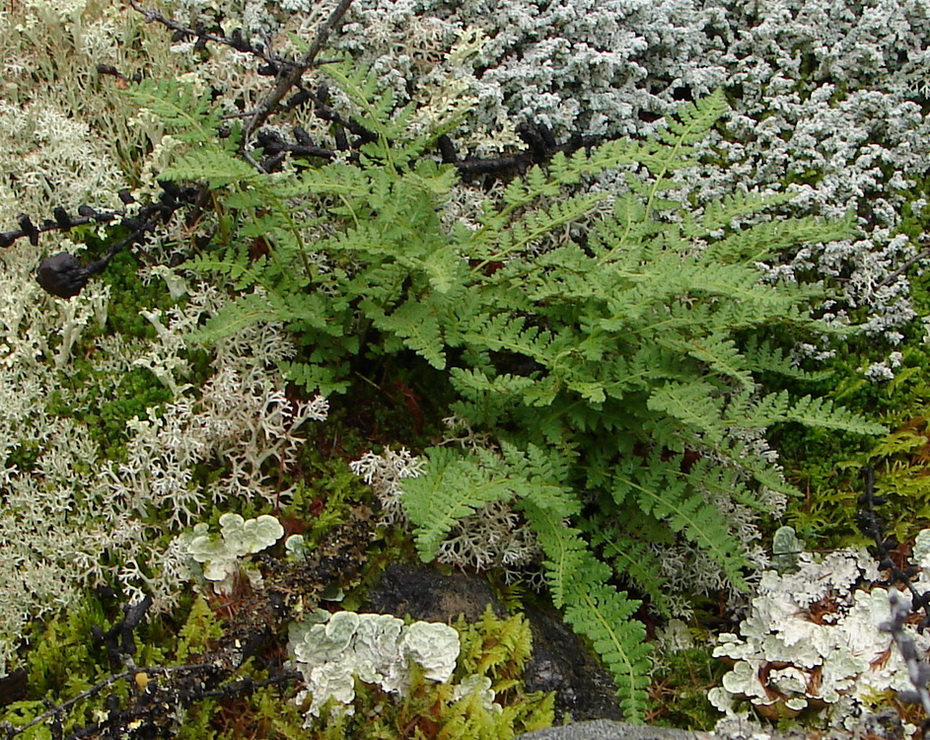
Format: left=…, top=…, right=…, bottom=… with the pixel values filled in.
left=523, top=605, right=624, bottom=722
left=364, top=562, right=622, bottom=721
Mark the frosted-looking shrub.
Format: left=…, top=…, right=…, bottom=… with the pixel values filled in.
left=324, top=0, right=930, bottom=339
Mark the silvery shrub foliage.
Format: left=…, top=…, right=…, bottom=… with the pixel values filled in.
left=164, top=0, right=930, bottom=350
left=329, top=0, right=930, bottom=348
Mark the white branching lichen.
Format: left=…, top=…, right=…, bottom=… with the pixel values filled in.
left=0, top=269, right=328, bottom=670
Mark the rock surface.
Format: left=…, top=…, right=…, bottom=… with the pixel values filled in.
left=364, top=562, right=623, bottom=721
left=516, top=719, right=711, bottom=740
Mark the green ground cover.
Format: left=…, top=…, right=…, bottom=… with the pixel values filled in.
left=3, top=0, right=930, bottom=737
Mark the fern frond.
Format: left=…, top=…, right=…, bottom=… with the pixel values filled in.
left=646, top=381, right=727, bottom=445
left=611, top=455, right=749, bottom=591
left=654, top=88, right=729, bottom=149
left=184, top=247, right=264, bottom=291
left=703, top=211, right=857, bottom=263
left=187, top=292, right=280, bottom=344
left=461, top=315, right=555, bottom=368
left=449, top=368, right=538, bottom=402
left=364, top=298, right=447, bottom=370
left=591, top=518, right=677, bottom=617
left=521, top=501, right=651, bottom=720
left=786, top=395, right=887, bottom=435
left=665, top=334, right=755, bottom=389
left=403, top=447, right=518, bottom=561
left=159, top=147, right=260, bottom=189
left=741, top=338, right=833, bottom=382
left=724, top=389, right=793, bottom=428
left=125, top=77, right=224, bottom=146
left=280, top=359, right=352, bottom=395
left=697, top=190, right=795, bottom=233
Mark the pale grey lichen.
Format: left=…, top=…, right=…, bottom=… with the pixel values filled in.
left=288, top=611, right=460, bottom=720
left=350, top=430, right=543, bottom=578
left=709, top=543, right=930, bottom=730
left=186, top=512, right=285, bottom=595
left=349, top=446, right=426, bottom=524
left=0, top=264, right=328, bottom=671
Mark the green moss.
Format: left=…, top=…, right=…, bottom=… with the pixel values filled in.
left=303, top=606, right=554, bottom=739
left=24, top=597, right=108, bottom=701
left=647, top=643, right=726, bottom=730
left=47, top=364, right=172, bottom=457
left=97, top=248, right=174, bottom=340
left=0, top=700, right=57, bottom=740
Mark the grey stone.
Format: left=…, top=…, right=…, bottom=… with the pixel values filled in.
left=516, top=719, right=712, bottom=740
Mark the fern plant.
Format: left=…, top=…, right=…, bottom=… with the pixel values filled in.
left=136, top=68, right=886, bottom=720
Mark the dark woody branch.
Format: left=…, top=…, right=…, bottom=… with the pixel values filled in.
left=240, top=0, right=356, bottom=153
left=857, top=466, right=930, bottom=630
left=0, top=182, right=200, bottom=298
left=127, top=0, right=289, bottom=70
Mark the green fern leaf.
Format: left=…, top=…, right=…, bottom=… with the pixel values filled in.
left=404, top=447, right=517, bottom=561
left=646, top=381, right=726, bottom=444
left=786, top=395, right=887, bottom=435
left=698, top=190, right=795, bottom=233
left=160, top=147, right=260, bottom=189
left=364, top=299, right=447, bottom=370
left=522, top=500, right=652, bottom=720
left=612, top=456, right=749, bottom=591
left=280, top=360, right=352, bottom=395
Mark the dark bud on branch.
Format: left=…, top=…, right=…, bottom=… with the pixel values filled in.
left=35, top=252, right=92, bottom=298
left=17, top=214, right=39, bottom=246
left=157, top=180, right=182, bottom=199
left=53, top=206, right=73, bottom=229
left=256, top=129, right=285, bottom=152
left=286, top=89, right=312, bottom=109
left=914, top=592, right=930, bottom=609
left=334, top=125, right=349, bottom=151
left=437, top=134, right=458, bottom=164
left=229, top=28, right=249, bottom=52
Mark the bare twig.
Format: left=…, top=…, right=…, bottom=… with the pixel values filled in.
left=881, top=590, right=930, bottom=737
left=127, top=0, right=289, bottom=69
left=874, top=235, right=930, bottom=291
left=240, top=0, right=355, bottom=149
left=0, top=663, right=215, bottom=739
left=856, top=467, right=930, bottom=631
